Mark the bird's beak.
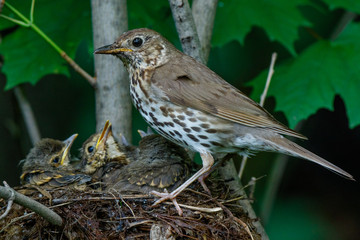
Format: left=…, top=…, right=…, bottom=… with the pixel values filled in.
left=94, top=44, right=133, bottom=54
left=95, top=120, right=112, bottom=149
left=61, top=133, right=78, bottom=165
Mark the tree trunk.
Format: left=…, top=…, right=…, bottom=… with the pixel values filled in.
left=91, top=0, right=132, bottom=141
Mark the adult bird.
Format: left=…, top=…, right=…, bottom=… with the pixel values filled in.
left=94, top=28, right=354, bottom=214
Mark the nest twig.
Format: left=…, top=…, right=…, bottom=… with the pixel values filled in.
left=0, top=173, right=261, bottom=239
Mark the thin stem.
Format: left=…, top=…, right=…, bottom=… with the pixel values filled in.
left=238, top=53, right=277, bottom=179
left=0, top=14, right=28, bottom=26
left=30, top=23, right=62, bottom=53
left=2, top=1, right=96, bottom=87
left=4, top=2, right=30, bottom=25
left=29, top=0, right=35, bottom=24
left=260, top=53, right=277, bottom=107
left=14, top=87, right=41, bottom=145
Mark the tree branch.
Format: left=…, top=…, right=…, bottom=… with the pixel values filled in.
left=219, top=160, right=269, bottom=240
left=0, top=185, right=62, bottom=226
left=167, top=0, right=268, bottom=238
left=192, top=0, right=218, bottom=63
left=91, top=0, right=132, bottom=141
left=0, top=182, right=15, bottom=220
left=168, top=0, right=205, bottom=63
left=13, top=87, right=41, bottom=145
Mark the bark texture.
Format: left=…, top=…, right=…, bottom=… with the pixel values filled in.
left=192, top=0, right=218, bottom=62
left=91, top=0, right=132, bottom=141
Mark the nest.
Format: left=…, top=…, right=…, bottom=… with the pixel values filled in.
left=0, top=173, right=261, bottom=240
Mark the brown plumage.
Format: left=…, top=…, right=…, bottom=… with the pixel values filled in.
left=80, top=121, right=190, bottom=195
left=95, top=28, right=354, bottom=215
left=20, top=134, right=91, bottom=188
left=104, top=132, right=191, bottom=194
left=80, top=120, right=135, bottom=175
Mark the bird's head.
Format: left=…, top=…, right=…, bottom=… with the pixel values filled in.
left=94, top=28, right=174, bottom=68
left=80, top=120, right=118, bottom=174
left=20, top=134, right=78, bottom=180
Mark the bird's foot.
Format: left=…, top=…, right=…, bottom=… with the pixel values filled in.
left=198, top=174, right=212, bottom=196
left=151, top=190, right=183, bottom=216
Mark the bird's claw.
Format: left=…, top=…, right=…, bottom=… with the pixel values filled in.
left=151, top=190, right=183, bottom=216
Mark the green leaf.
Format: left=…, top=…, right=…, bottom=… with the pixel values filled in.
left=321, top=0, right=360, bottom=14
left=0, top=0, right=91, bottom=89
left=249, top=22, right=360, bottom=128
left=212, top=0, right=312, bottom=55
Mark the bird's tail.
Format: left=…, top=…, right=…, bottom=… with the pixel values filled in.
left=263, top=136, right=354, bottom=181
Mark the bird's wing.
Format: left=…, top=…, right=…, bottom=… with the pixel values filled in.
left=21, top=170, right=62, bottom=186
left=21, top=170, right=90, bottom=187
left=50, top=174, right=91, bottom=187
left=108, top=157, right=189, bottom=191
left=151, top=54, right=306, bottom=139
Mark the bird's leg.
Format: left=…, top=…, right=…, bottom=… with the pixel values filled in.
left=198, top=153, right=237, bottom=196
left=151, top=152, right=214, bottom=215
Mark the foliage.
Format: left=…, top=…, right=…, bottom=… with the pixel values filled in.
left=1, top=0, right=359, bottom=128
left=249, top=23, right=360, bottom=128
left=0, top=0, right=92, bottom=89
left=213, top=0, right=312, bottom=55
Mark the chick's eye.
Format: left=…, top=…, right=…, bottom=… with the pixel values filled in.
left=87, top=146, right=94, bottom=153
left=53, top=157, right=60, bottom=164
left=132, top=37, right=143, bottom=47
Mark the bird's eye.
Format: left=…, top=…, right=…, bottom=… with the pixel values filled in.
left=53, top=157, right=60, bottom=164
left=87, top=146, right=94, bottom=153
left=132, top=37, right=143, bottom=47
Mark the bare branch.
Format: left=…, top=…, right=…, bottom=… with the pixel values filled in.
left=60, top=51, right=96, bottom=87
left=168, top=0, right=205, bottom=63
left=238, top=52, right=277, bottom=179
left=219, top=160, right=269, bottom=240
left=0, top=182, right=15, bottom=220
left=13, top=87, right=41, bottom=145
left=260, top=53, right=277, bottom=107
left=192, top=0, right=218, bottom=62
left=0, top=185, right=63, bottom=226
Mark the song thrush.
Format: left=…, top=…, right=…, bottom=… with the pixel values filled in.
left=95, top=28, right=354, bottom=212
left=20, top=134, right=91, bottom=188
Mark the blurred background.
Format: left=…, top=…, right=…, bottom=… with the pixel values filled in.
left=0, top=1, right=359, bottom=239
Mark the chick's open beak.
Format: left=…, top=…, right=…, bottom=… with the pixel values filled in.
left=95, top=120, right=112, bottom=150
left=61, top=133, right=78, bottom=165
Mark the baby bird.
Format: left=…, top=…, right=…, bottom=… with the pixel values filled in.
left=80, top=121, right=191, bottom=203
left=80, top=120, right=136, bottom=175
left=104, top=128, right=191, bottom=195
left=20, top=134, right=91, bottom=189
